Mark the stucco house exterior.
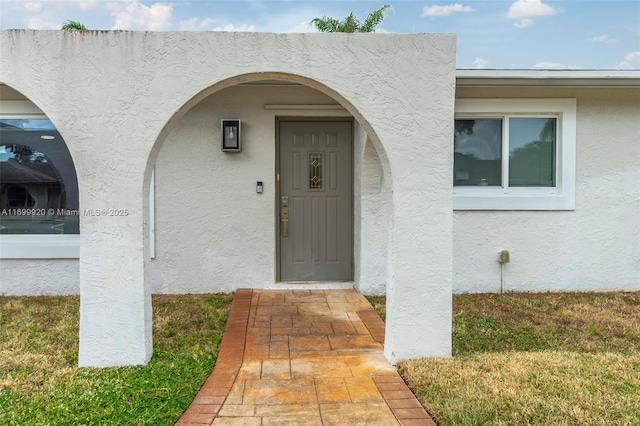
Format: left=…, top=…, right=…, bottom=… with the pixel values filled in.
left=0, top=30, right=638, bottom=367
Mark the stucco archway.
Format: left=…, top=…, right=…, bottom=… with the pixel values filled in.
left=143, top=72, right=393, bottom=184
left=143, top=73, right=394, bottom=295
left=2, top=30, right=454, bottom=366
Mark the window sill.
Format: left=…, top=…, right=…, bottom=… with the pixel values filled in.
left=0, top=234, right=80, bottom=259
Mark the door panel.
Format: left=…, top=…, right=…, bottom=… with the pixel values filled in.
left=279, top=121, right=353, bottom=281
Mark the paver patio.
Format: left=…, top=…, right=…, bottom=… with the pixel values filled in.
left=176, top=289, right=435, bottom=425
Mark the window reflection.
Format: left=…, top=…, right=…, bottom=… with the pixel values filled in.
left=454, top=117, right=557, bottom=189
left=0, top=119, right=79, bottom=234
left=509, top=118, right=556, bottom=187
left=454, top=119, right=502, bottom=186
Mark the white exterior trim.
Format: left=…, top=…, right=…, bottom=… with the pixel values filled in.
left=0, top=100, right=46, bottom=115
left=456, top=69, right=640, bottom=87
left=454, top=98, right=576, bottom=210
left=264, top=104, right=346, bottom=110
left=0, top=234, right=80, bottom=258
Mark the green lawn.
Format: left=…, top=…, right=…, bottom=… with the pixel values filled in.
left=368, top=292, right=640, bottom=426
left=3, top=291, right=638, bottom=425
left=0, top=294, right=232, bottom=425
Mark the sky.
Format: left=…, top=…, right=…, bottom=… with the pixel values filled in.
left=0, top=0, right=638, bottom=69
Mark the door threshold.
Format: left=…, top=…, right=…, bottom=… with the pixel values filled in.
left=266, top=281, right=355, bottom=290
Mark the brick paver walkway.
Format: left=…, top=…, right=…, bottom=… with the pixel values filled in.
left=176, top=289, right=436, bottom=425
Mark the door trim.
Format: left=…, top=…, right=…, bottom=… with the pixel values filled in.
left=275, top=117, right=354, bottom=282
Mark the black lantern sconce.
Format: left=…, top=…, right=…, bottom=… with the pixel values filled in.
left=221, top=119, right=241, bottom=152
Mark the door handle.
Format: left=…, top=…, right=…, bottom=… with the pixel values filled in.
left=281, top=207, right=289, bottom=237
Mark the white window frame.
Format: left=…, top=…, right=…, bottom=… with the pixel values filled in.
left=0, top=100, right=80, bottom=259
left=454, top=98, right=576, bottom=210
left=0, top=234, right=80, bottom=258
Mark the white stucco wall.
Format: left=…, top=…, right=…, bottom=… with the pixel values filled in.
left=5, top=84, right=637, bottom=298
left=355, top=136, right=390, bottom=295
left=6, top=85, right=638, bottom=298
left=1, top=30, right=456, bottom=366
left=453, top=87, right=640, bottom=293
left=0, top=259, right=79, bottom=295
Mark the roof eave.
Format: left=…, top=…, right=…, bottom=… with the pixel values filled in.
left=456, top=69, right=640, bottom=88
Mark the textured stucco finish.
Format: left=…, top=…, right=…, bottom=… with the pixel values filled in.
left=0, top=259, right=79, bottom=295
left=454, top=87, right=640, bottom=293
left=355, top=136, right=391, bottom=295
left=0, top=30, right=456, bottom=366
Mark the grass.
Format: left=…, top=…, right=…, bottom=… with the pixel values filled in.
left=365, top=295, right=386, bottom=321
left=3, top=291, right=638, bottom=425
left=0, top=294, right=232, bottom=425
left=367, top=292, right=640, bottom=426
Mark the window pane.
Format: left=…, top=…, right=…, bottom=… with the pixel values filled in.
left=0, top=119, right=79, bottom=234
left=308, top=153, right=323, bottom=189
left=454, top=119, right=502, bottom=186
left=509, top=118, right=556, bottom=187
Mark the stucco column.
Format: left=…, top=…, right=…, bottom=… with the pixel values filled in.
left=72, top=122, right=152, bottom=367
left=380, top=109, right=455, bottom=364
left=77, top=172, right=151, bottom=367
left=77, top=194, right=150, bottom=367
left=383, top=150, right=454, bottom=363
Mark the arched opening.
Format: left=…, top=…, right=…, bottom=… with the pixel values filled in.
left=2, top=31, right=456, bottom=367
left=0, top=83, right=81, bottom=294
left=144, top=73, right=393, bottom=295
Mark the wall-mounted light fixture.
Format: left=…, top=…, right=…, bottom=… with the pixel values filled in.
left=221, top=119, right=241, bottom=152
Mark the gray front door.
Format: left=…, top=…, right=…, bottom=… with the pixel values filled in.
left=279, top=121, right=353, bottom=281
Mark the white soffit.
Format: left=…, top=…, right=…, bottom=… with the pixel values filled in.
left=456, top=69, right=640, bottom=88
